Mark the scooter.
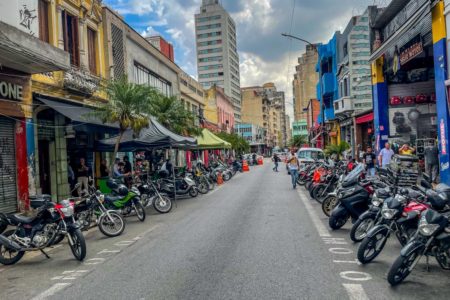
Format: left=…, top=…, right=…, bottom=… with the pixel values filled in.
left=104, top=179, right=146, bottom=222
left=159, top=175, right=198, bottom=198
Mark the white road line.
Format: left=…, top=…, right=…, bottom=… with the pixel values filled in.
left=30, top=283, right=71, bottom=300
left=297, top=189, right=331, bottom=237
left=0, top=268, right=5, bottom=273
left=342, top=283, right=370, bottom=300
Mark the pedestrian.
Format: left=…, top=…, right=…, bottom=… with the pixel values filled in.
left=363, top=146, right=376, bottom=177
left=378, top=142, right=395, bottom=168
left=123, top=155, right=133, bottom=187
left=287, top=148, right=300, bottom=189
left=272, top=153, right=280, bottom=172
left=100, top=159, right=110, bottom=177
left=77, top=157, right=89, bottom=195
left=399, top=143, right=415, bottom=155
left=424, top=144, right=439, bottom=184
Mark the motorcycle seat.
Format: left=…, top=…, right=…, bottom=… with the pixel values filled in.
left=105, top=195, right=122, bottom=202
left=10, top=213, right=36, bottom=224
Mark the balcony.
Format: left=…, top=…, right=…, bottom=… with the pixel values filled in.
left=322, top=73, right=336, bottom=97
left=63, top=67, right=101, bottom=96
left=334, top=96, right=353, bottom=115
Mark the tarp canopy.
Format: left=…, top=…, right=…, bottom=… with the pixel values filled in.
left=196, top=128, right=231, bottom=149
left=96, top=117, right=197, bottom=151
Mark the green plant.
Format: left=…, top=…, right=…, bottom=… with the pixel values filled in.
left=324, top=141, right=350, bottom=159
left=290, top=135, right=308, bottom=148
left=216, top=132, right=250, bottom=154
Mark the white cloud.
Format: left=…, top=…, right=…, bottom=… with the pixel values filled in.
left=141, top=26, right=159, bottom=37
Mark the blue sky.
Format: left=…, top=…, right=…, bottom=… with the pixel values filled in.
left=103, top=0, right=377, bottom=117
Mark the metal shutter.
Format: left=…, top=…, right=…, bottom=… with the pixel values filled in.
left=0, top=116, right=17, bottom=213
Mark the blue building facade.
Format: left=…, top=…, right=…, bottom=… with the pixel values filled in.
left=316, top=33, right=341, bottom=124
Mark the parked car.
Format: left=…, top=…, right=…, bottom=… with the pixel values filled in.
left=297, top=147, right=325, bottom=167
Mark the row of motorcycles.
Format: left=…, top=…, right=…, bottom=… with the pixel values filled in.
left=297, top=160, right=450, bottom=286
left=0, top=159, right=242, bottom=266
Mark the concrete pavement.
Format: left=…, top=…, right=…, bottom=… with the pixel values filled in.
left=0, top=161, right=449, bottom=299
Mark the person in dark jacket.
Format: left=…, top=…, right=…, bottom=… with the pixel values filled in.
left=272, top=153, right=281, bottom=172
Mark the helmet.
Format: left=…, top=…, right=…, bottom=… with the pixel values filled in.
left=106, top=179, right=119, bottom=190
left=117, top=184, right=129, bottom=196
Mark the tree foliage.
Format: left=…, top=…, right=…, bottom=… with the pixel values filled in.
left=324, top=141, right=351, bottom=159
left=89, top=77, right=153, bottom=173
left=290, top=135, right=308, bottom=148
left=216, top=132, right=250, bottom=154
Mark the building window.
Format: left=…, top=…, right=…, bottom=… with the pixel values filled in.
left=197, top=15, right=221, bottom=23
left=87, top=28, right=97, bottom=75
left=38, top=0, right=49, bottom=43
left=133, top=62, right=172, bottom=96
left=62, top=11, right=79, bottom=67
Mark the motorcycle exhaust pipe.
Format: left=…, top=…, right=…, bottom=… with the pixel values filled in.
left=0, top=234, right=22, bottom=251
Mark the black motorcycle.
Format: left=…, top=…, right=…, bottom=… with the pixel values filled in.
left=0, top=197, right=86, bottom=265
left=137, top=178, right=173, bottom=213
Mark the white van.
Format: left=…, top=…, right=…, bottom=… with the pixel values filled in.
left=296, top=147, right=325, bottom=167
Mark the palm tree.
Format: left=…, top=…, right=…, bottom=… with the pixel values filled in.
left=290, top=135, right=308, bottom=148
left=216, top=132, right=250, bottom=154
left=148, top=94, right=202, bottom=136
left=89, top=77, right=153, bottom=173
left=324, top=141, right=350, bottom=160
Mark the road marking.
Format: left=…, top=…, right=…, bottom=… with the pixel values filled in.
left=297, top=189, right=331, bottom=237
left=30, top=283, right=71, bottom=300
left=323, top=237, right=347, bottom=245
left=333, top=259, right=361, bottom=265
left=340, top=271, right=372, bottom=281
left=342, top=283, right=370, bottom=300
left=0, top=268, right=5, bottom=273
left=329, top=248, right=353, bottom=255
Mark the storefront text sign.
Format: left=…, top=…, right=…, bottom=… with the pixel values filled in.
left=440, top=119, right=447, bottom=155
left=0, top=81, right=23, bottom=101
left=399, top=35, right=423, bottom=66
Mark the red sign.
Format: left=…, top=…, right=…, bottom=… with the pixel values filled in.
left=399, top=35, right=423, bottom=66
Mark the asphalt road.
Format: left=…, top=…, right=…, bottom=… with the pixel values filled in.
left=1, top=161, right=450, bottom=299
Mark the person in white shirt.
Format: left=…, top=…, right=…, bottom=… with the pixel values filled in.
left=378, top=142, right=395, bottom=168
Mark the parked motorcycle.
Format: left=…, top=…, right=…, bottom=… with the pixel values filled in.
left=159, top=174, right=198, bottom=198
left=0, top=197, right=86, bottom=265
left=104, top=179, right=146, bottom=221
left=137, top=179, right=173, bottom=213
left=75, top=189, right=126, bottom=237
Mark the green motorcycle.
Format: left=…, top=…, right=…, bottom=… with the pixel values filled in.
left=104, top=179, right=146, bottom=222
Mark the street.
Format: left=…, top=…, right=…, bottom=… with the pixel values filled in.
left=1, top=161, right=449, bottom=300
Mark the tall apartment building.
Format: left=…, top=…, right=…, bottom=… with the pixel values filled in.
left=195, top=0, right=241, bottom=122
left=241, top=83, right=287, bottom=148
left=293, top=44, right=319, bottom=121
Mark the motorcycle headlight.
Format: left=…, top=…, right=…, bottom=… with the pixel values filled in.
left=381, top=208, right=397, bottom=220
left=418, top=218, right=440, bottom=236
left=98, top=194, right=105, bottom=203
left=371, top=195, right=382, bottom=207
left=60, top=206, right=74, bottom=217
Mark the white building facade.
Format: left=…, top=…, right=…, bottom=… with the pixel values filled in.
left=195, top=0, right=241, bottom=122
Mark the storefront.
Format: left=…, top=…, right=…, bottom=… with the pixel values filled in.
left=354, top=111, right=374, bottom=158
left=371, top=0, right=447, bottom=180
left=339, top=118, right=355, bottom=157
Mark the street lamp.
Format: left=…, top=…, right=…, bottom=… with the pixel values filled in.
left=281, top=33, right=324, bottom=148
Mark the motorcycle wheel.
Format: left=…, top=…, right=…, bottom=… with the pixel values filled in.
left=350, top=215, right=376, bottom=243
left=98, top=211, right=125, bottom=237
left=322, top=196, right=338, bottom=217
left=197, top=182, right=209, bottom=194
left=305, top=181, right=312, bottom=191
left=0, top=220, right=7, bottom=235
left=312, top=184, right=327, bottom=204
left=207, top=179, right=215, bottom=191
left=309, top=185, right=317, bottom=198
left=329, top=214, right=349, bottom=230
left=153, top=195, right=172, bottom=214
left=0, top=230, right=24, bottom=265
left=68, top=229, right=86, bottom=261
left=140, top=193, right=151, bottom=208
left=134, top=201, right=146, bottom=222
left=189, top=188, right=198, bottom=198
left=223, top=173, right=231, bottom=182
left=387, top=250, right=420, bottom=286
left=357, top=232, right=388, bottom=264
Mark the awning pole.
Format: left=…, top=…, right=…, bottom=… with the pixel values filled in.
left=171, top=146, right=177, bottom=208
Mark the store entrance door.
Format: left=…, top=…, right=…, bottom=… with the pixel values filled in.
left=38, top=140, right=51, bottom=194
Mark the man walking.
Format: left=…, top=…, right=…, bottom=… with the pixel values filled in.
left=272, top=153, right=280, bottom=172
left=364, top=146, right=376, bottom=177
left=287, top=149, right=300, bottom=189
left=378, top=142, right=394, bottom=168
left=77, top=157, right=89, bottom=196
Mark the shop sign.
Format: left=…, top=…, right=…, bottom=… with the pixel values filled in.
left=0, top=81, right=23, bottom=101
left=399, top=35, right=423, bottom=66
left=440, top=119, right=447, bottom=155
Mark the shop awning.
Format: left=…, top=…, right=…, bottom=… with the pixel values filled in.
left=195, top=128, right=231, bottom=149
left=369, top=1, right=430, bottom=62
left=356, top=113, right=374, bottom=125
left=36, top=97, right=119, bottom=129
left=97, top=117, right=197, bottom=151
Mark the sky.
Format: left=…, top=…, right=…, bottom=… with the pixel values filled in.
left=103, top=0, right=381, bottom=120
